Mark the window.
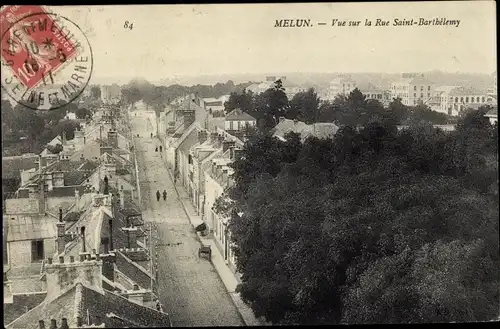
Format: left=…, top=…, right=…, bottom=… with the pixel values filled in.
left=455, top=97, right=458, bottom=102
left=482, top=97, right=485, bottom=102
left=428, top=86, right=431, bottom=91
left=31, top=240, right=44, bottom=262
left=420, top=86, right=423, bottom=91
left=414, top=93, right=417, bottom=98
left=427, top=93, right=430, bottom=98
left=465, top=97, right=469, bottom=103
left=414, top=86, right=417, bottom=91
left=188, top=154, right=192, bottom=164
left=460, top=97, right=464, bottom=103
left=420, top=93, right=424, bottom=98
left=476, top=97, right=480, bottom=103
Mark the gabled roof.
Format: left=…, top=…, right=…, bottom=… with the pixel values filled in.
left=225, top=108, right=256, bottom=121
left=6, top=282, right=171, bottom=329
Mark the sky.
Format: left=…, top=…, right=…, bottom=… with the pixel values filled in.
left=36, top=2, right=497, bottom=83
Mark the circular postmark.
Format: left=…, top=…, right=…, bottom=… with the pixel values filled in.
left=1, top=6, right=93, bottom=111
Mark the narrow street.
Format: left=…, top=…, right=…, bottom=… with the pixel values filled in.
left=131, top=114, right=244, bottom=327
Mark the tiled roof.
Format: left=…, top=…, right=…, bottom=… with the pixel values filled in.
left=302, top=123, right=340, bottom=140
left=3, top=292, right=47, bottom=326
left=486, top=107, right=498, bottom=117
left=115, top=252, right=152, bottom=290
left=6, top=215, right=56, bottom=242
left=2, top=155, right=40, bottom=180
left=225, top=108, right=256, bottom=121
left=177, top=124, right=202, bottom=156
left=6, top=283, right=171, bottom=329
left=46, top=186, right=85, bottom=198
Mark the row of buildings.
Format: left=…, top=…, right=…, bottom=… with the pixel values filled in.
left=3, top=105, right=171, bottom=328
left=322, top=72, right=497, bottom=116
left=157, top=94, right=340, bottom=277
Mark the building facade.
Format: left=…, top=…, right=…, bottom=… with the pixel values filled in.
left=326, top=76, right=357, bottom=100
left=390, top=74, right=435, bottom=106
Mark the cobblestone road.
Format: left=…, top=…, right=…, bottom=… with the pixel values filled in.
left=131, top=115, right=244, bottom=327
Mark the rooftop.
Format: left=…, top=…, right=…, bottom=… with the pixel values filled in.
left=225, top=108, right=256, bottom=122
left=6, top=282, right=171, bottom=329
left=6, top=215, right=56, bottom=242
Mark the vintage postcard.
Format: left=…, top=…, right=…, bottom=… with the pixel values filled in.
left=2, top=2, right=498, bottom=328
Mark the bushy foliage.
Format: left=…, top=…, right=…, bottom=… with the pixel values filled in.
left=220, top=111, right=499, bottom=324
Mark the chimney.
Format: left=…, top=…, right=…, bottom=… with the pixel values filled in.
left=107, top=129, right=118, bottom=148
left=57, top=208, right=65, bottom=255
left=75, top=188, right=80, bottom=211
left=81, top=226, right=86, bottom=253
left=52, top=172, right=64, bottom=187
left=120, top=189, right=124, bottom=209
left=183, top=111, right=195, bottom=129
left=44, top=255, right=103, bottom=302
left=60, top=318, right=69, bottom=329
left=198, top=130, right=208, bottom=144
left=109, top=219, right=114, bottom=251
left=101, top=237, right=109, bottom=254
left=39, top=320, right=45, bottom=329
left=124, top=226, right=138, bottom=248
left=74, top=130, right=85, bottom=146
left=38, top=181, right=46, bottom=215
left=50, top=319, right=57, bottom=329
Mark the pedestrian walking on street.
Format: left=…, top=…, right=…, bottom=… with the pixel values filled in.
left=163, top=190, right=167, bottom=201
left=156, top=190, right=160, bottom=202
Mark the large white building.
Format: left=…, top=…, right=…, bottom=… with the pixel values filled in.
left=435, top=86, right=495, bottom=116
left=358, top=84, right=392, bottom=107
left=390, top=74, right=435, bottom=106
left=326, top=76, right=357, bottom=100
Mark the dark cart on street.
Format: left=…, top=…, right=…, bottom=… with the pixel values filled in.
left=198, top=244, right=212, bottom=259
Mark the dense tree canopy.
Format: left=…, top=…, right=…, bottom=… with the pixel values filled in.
left=218, top=110, right=499, bottom=324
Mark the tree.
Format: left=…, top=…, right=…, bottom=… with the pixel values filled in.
left=254, top=80, right=290, bottom=131
left=386, top=97, right=409, bottom=125
left=91, top=86, right=102, bottom=100
left=75, top=107, right=92, bottom=119
left=224, top=89, right=255, bottom=116
left=222, top=120, right=499, bottom=325
left=290, top=88, right=320, bottom=124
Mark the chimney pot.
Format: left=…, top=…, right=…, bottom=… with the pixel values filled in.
left=50, top=319, right=57, bottom=329
left=39, top=320, right=45, bottom=329
left=70, top=256, right=74, bottom=263
left=61, top=318, right=69, bottom=329
left=59, top=256, right=64, bottom=263
left=48, top=257, right=53, bottom=264
left=59, top=208, right=63, bottom=222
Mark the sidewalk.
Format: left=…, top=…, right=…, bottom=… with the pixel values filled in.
left=158, top=138, right=265, bottom=326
